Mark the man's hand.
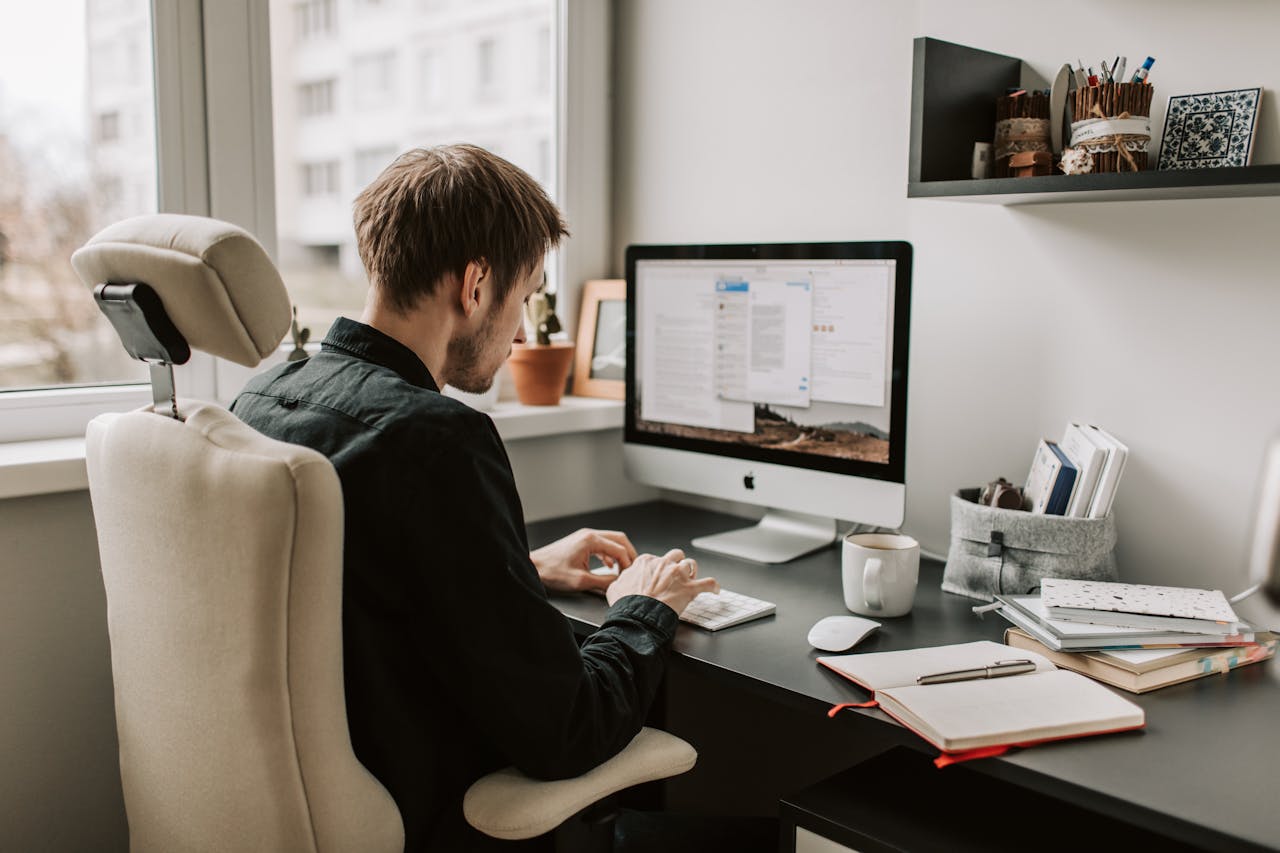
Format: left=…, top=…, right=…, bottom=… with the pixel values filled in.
left=606, top=549, right=719, bottom=615
left=530, top=528, right=639, bottom=594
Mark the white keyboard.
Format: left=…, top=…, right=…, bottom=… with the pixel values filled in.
left=679, top=589, right=776, bottom=631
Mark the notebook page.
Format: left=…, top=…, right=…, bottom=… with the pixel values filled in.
left=818, top=640, right=1056, bottom=692
left=1103, top=647, right=1187, bottom=665
left=878, top=670, right=1144, bottom=752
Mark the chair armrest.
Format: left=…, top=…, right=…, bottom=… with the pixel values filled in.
left=462, top=727, right=697, bottom=841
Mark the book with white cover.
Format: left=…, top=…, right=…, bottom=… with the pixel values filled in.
left=1060, top=422, right=1107, bottom=517
left=993, top=593, right=1257, bottom=650
left=818, top=640, right=1145, bottom=753
left=1082, top=426, right=1128, bottom=518
left=1024, top=439, right=1064, bottom=514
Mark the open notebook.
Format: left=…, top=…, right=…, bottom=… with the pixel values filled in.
left=819, top=641, right=1145, bottom=754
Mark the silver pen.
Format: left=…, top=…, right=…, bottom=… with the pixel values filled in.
left=916, top=659, right=1037, bottom=685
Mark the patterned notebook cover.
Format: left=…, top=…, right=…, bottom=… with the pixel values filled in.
left=1040, top=578, right=1239, bottom=623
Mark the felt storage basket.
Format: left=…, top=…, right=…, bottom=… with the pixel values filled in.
left=942, top=488, right=1118, bottom=602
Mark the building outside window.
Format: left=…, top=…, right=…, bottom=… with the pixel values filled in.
left=0, top=0, right=154, bottom=391
left=269, top=0, right=557, bottom=339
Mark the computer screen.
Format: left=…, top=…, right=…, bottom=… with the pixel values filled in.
left=624, top=242, right=912, bottom=563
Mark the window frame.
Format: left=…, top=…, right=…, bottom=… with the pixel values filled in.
left=1, top=0, right=613, bottom=441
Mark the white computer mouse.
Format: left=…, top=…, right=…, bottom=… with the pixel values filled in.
left=807, top=615, right=881, bottom=652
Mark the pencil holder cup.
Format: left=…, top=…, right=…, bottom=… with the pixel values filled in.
left=1065, top=83, right=1153, bottom=173
left=941, top=489, right=1118, bottom=602
left=993, top=91, right=1050, bottom=178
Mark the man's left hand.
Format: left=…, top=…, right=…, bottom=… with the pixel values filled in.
left=531, top=528, right=639, bottom=594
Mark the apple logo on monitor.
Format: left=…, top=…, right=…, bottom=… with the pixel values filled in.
left=743, top=472, right=755, bottom=490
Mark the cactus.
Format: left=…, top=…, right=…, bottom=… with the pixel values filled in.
left=524, top=274, right=562, bottom=346
left=287, top=306, right=311, bottom=361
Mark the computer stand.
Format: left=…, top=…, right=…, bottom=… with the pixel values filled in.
left=690, top=509, right=837, bottom=564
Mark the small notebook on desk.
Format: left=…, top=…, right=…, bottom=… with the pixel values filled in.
left=819, top=641, right=1145, bottom=755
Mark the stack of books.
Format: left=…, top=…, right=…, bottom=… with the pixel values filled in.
left=1025, top=423, right=1127, bottom=517
left=992, top=578, right=1276, bottom=693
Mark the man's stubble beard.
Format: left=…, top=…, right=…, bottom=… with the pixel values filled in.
left=445, top=309, right=502, bottom=393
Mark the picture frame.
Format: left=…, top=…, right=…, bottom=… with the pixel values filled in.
left=572, top=279, right=626, bottom=400
left=1157, top=88, right=1262, bottom=170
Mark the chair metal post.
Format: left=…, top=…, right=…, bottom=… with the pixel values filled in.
left=149, top=362, right=179, bottom=420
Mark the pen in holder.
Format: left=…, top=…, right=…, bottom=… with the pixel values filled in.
left=1066, top=83, right=1154, bottom=173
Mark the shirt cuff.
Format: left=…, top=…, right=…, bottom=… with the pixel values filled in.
left=605, top=595, right=679, bottom=643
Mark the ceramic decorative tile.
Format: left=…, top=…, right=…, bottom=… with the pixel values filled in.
left=1157, top=88, right=1262, bottom=169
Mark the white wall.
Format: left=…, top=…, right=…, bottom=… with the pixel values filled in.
left=613, top=0, right=1280, bottom=601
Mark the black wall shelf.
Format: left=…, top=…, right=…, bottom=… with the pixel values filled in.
left=909, top=37, right=1280, bottom=205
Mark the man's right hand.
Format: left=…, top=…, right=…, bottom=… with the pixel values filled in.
left=605, top=548, right=719, bottom=615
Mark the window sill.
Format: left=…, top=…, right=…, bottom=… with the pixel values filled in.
left=0, top=397, right=623, bottom=500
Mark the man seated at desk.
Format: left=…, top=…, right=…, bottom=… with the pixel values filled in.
left=231, top=144, right=723, bottom=851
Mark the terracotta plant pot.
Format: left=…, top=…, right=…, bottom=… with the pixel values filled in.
left=508, top=342, right=575, bottom=406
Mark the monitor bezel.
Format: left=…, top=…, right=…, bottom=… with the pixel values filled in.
left=624, top=241, right=912, bottom=484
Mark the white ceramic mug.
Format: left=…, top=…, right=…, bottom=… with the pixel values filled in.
left=842, top=532, right=920, bottom=618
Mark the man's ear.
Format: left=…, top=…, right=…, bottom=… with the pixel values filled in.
left=458, top=259, right=490, bottom=319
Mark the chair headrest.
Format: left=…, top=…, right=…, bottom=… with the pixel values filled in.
left=71, top=214, right=292, bottom=367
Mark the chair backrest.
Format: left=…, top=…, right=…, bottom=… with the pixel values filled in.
left=73, top=215, right=403, bottom=853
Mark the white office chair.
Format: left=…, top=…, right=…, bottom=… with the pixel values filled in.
left=71, top=214, right=696, bottom=852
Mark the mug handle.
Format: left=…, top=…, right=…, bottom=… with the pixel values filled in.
left=863, top=558, right=884, bottom=611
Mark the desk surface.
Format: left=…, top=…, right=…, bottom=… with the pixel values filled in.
left=529, top=501, right=1280, bottom=853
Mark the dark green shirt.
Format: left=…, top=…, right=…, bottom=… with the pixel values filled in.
left=232, top=318, right=677, bottom=851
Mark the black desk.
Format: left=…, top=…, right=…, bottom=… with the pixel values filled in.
left=529, top=501, right=1280, bottom=853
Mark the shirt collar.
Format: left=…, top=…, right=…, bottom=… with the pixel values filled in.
left=321, top=317, right=439, bottom=391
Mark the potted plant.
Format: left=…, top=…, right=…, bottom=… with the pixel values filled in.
left=507, top=275, right=574, bottom=405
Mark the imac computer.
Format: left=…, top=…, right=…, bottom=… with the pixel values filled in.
left=624, top=241, right=912, bottom=564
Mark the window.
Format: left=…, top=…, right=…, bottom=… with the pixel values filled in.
left=298, top=79, right=336, bottom=117
left=294, top=0, right=336, bottom=41
left=95, top=110, right=121, bottom=142
left=535, top=25, right=551, bottom=94
left=6, top=1, right=605, bottom=442
left=536, top=137, right=551, bottom=187
left=418, top=48, right=443, bottom=108
left=352, top=51, right=397, bottom=110
left=301, top=161, right=341, bottom=197
left=476, top=37, right=499, bottom=100
left=269, top=1, right=558, bottom=342
left=0, top=0, right=154, bottom=393
left=355, top=146, right=398, bottom=189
